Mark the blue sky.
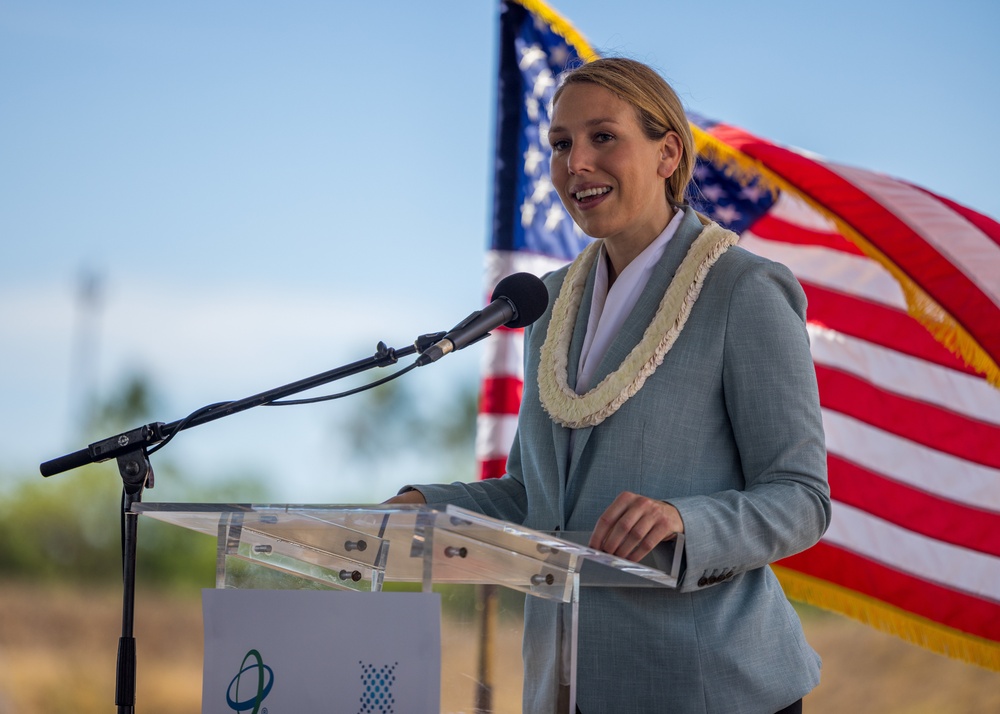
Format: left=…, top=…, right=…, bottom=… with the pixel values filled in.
left=2, top=0, right=998, bottom=502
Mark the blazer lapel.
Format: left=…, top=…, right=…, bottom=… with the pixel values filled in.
left=554, top=256, right=599, bottom=486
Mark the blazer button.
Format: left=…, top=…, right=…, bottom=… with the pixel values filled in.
left=697, top=577, right=708, bottom=587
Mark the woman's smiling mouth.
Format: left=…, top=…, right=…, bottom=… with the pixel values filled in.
left=574, top=186, right=612, bottom=203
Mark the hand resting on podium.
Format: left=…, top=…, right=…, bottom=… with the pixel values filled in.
left=382, top=489, right=427, bottom=506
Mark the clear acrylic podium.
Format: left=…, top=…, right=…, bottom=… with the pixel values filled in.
left=134, top=502, right=682, bottom=713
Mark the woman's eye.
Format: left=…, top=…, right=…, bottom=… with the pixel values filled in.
left=551, top=139, right=570, bottom=152
left=594, top=132, right=614, bottom=143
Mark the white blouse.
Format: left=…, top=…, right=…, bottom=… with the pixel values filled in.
left=575, top=208, right=685, bottom=393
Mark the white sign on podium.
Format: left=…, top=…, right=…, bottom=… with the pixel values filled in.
left=202, top=589, right=441, bottom=713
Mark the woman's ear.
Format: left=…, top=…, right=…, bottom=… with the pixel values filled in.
left=657, top=131, right=683, bottom=179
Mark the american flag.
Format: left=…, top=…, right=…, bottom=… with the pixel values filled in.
left=480, top=0, right=1000, bottom=669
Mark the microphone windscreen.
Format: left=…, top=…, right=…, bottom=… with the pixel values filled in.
left=491, top=272, right=549, bottom=329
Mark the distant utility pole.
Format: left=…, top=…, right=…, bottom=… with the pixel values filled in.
left=69, top=269, right=104, bottom=440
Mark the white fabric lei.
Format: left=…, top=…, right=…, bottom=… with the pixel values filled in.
left=538, top=222, right=739, bottom=429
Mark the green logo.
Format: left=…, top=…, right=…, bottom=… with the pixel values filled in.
left=226, top=648, right=274, bottom=713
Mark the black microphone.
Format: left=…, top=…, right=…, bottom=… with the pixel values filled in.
left=416, top=272, right=548, bottom=366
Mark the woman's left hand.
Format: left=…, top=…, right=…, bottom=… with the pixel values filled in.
left=589, top=491, right=685, bottom=562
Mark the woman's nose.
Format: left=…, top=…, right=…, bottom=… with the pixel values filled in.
left=566, top=144, right=593, bottom=175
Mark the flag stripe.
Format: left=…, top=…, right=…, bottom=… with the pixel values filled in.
left=484, top=249, right=572, bottom=293
left=823, top=409, right=1000, bottom=510
left=829, top=162, right=1000, bottom=309
left=828, top=455, right=1000, bottom=558
left=817, top=365, right=1000, bottom=469
left=475, top=413, right=519, bottom=461
left=824, top=501, right=1000, bottom=602
left=750, top=212, right=864, bottom=255
left=480, top=326, right=526, bottom=380
left=808, top=325, right=1000, bottom=427
left=480, top=457, right=507, bottom=481
left=765, top=189, right=840, bottom=233
left=740, top=234, right=907, bottom=311
left=910, top=184, right=1000, bottom=250
left=780, top=542, right=1000, bottom=641
left=480, top=375, right=523, bottom=415
left=801, top=282, right=978, bottom=375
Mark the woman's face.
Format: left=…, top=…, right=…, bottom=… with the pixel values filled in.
left=549, top=82, right=681, bottom=262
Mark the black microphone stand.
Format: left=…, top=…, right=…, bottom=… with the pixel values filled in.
left=40, top=334, right=444, bottom=713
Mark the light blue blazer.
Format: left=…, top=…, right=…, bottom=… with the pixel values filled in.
left=415, top=209, right=831, bottom=713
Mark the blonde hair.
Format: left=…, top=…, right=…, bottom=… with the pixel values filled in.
left=553, top=57, right=695, bottom=208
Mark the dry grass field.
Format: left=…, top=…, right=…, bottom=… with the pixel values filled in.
left=0, top=582, right=997, bottom=713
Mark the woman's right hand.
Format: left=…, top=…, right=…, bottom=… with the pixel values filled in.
left=381, top=489, right=427, bottom=505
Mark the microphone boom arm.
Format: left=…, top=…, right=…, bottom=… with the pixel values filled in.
left=39, top=334, right=445, bottom=478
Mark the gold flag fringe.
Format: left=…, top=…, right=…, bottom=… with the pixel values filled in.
left=512, top=0, right=598, bottom=62
left=774, top=566, right=1000, bottom=672
left=691, top=125, right=1000, bottom=388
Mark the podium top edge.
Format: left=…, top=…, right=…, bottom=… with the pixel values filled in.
left=131, top=502, right=432, bottom=513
